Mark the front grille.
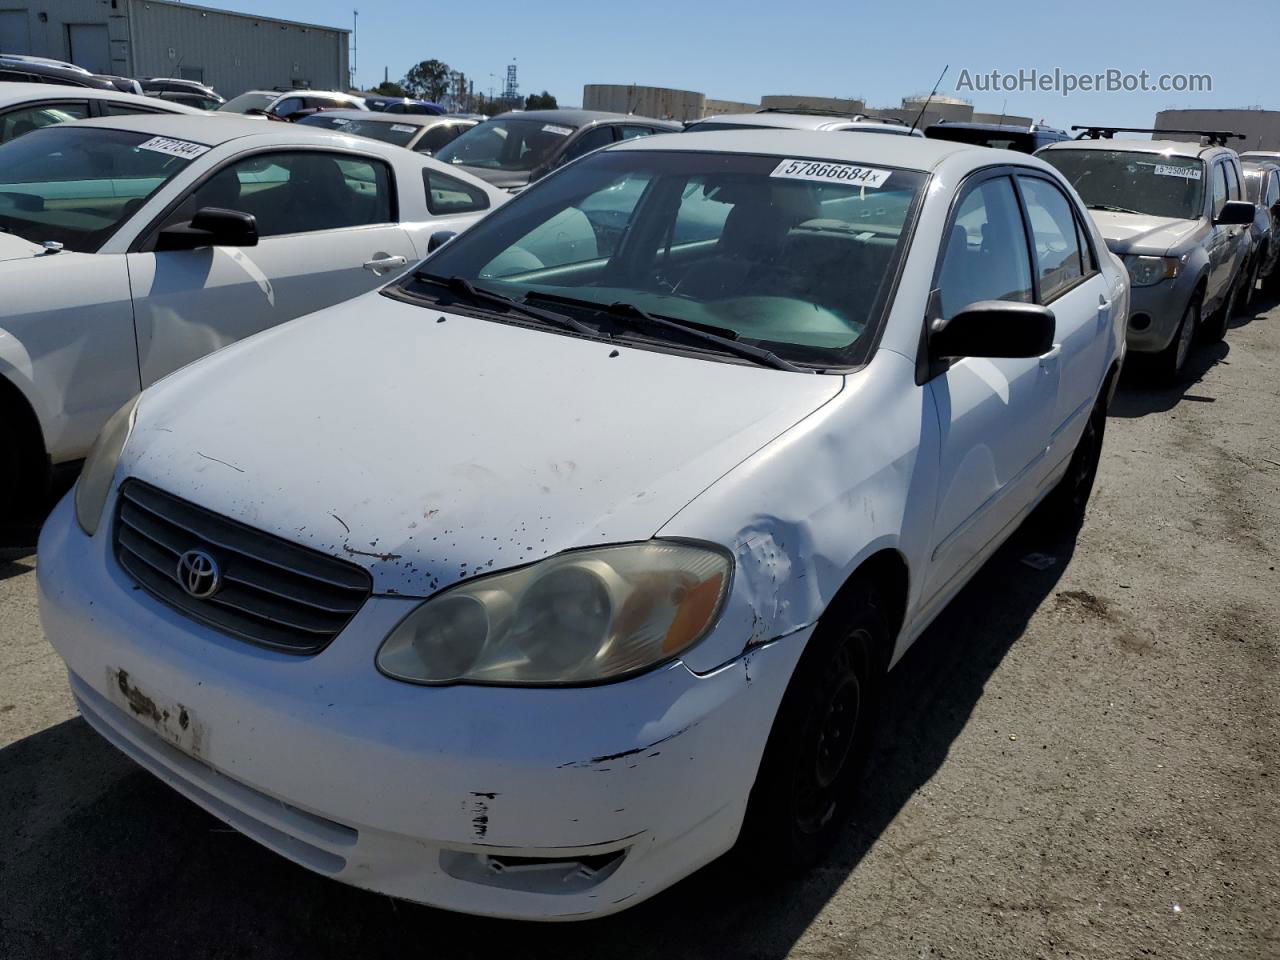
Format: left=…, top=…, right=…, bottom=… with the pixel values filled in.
left=113, top=479, right=372, bottom=654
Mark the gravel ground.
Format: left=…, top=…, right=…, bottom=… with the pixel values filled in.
left=2, top=296, right=1278, bottom=960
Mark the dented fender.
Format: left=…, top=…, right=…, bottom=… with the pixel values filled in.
left=665, top=349, right=940, bottom=673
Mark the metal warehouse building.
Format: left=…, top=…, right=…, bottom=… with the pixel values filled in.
left=1154, top=108, right=1280, bottom=153
left=0, top=0, right=349, bottom=96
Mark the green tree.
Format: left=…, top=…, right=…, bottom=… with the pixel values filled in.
left=370, top=80, right=407, bottom=97
left=525, top=91, right=558, bottom=110
left=402, top=60, right=451, bottom=102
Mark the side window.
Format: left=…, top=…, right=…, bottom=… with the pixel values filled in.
left=1017, top=175, right=1085, bottom=300
left=935, top=176, right=1033, bottom=321
left=100, top=101, right=162, bottom=117
left=423, top=169, right=490, bottom=215
left=561, top=125, right=616, bottom=164
left=1212, top=163, right=1228, bottom=218
left=0, top=102, right=89, bottom=143
left=415, top=124, right=464, bottom=155
left=272, top=96, right=304, bottom=117
left=618, top=125, right=657, bottom=140
left=1225, top=162, right=1242, bottom=201
left=189, top=151, right=393, bottom=237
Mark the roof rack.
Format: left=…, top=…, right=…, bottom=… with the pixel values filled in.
left=1071, top=125, right=1244, bottom=147
left=756, top=106, right=858, bottom=119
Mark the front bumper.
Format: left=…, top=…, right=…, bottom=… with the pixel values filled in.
left=37, top=493, right=807, bottom=920
left=1124, top=273, right=1195, bottom=354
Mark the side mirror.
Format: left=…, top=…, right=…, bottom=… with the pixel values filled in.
left=155, top=207, right=258, bottom=252
left=1215, top=200, right=1255, bottom=226
left=427, top=230, right=457, bottom=253
left=929, top=299, right=1056, bottom=361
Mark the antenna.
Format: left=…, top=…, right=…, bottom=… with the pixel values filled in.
left=908, top=64, right=948, bottom=135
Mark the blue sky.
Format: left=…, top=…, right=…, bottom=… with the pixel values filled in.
left=256, top=0, right=1269, bottom=128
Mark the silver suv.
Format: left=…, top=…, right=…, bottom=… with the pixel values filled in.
left=1039, top=128, right=1255, bottom=381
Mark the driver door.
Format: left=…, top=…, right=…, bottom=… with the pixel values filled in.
left=126, top=149, right=417, bottom=387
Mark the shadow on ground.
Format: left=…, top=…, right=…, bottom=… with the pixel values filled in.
left=1110, top=286, right=1277, bottom=419
left=0, top=512, right=1080, bottom=960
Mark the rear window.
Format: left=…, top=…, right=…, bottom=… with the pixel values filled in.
left=424, top=169, right=490, bottom=215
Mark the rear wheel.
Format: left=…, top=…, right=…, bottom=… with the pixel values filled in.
left=1153, top=293, right=1200, bottom=383
left=738, top=584, right=888, bottom=869
left=1037, top=393, right=1107, bottom=531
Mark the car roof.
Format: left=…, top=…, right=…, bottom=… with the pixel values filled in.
left=491, top=108, right=682, bottom=129
left=307, top=109, right=463, bottom=125
left=0, top=83, right=199, bottom=111
left=1041, top=137, right=1220, bottom=160
left=608, top=127, right=983, bottom=171
left=64, top=113, right=322, bottom=144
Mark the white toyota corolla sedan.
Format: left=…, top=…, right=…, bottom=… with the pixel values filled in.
left=0, top=115, right=505, bottom=506
left=39, top=130, right=1128, bottom=920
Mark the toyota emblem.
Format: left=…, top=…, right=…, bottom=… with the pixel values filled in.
left=176, top=549, right=222, bottom=599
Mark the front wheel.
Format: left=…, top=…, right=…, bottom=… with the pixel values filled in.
left=1204, top=267, right=1245, bottom=342
left=1153, top=293, right=1201, bottom=383
left=738, top=585, right=887, bottom=869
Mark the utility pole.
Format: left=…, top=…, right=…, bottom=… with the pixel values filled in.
left=350, top=9, right=358, bottom=90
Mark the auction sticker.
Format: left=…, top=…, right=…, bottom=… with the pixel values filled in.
left=137, top=136, right=211, bottom=160
left=771, top=158, right=891, bottom=188
left=542, top=124, right=573, bottom=136
left=391, top=124, right=416, bottom=133
left=330, top=118, right=350, bottom=125
left=1153, top=164, right=1201, bottom=180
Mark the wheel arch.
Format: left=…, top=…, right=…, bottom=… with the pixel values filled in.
left=816, top=547, right=910, bottom=675
left=0, top=370, right=50, bottom=493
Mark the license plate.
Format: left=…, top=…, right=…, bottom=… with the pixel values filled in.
left=106, top=667, right=204, bottom=758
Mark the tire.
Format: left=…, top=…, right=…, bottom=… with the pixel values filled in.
left=1204, top=268, right=1244, bottom=343
left=1153, top=293, right=1201, bottom=383
left=1237, top=255, right=1261, bottom=316
left=1037, top=393, right=1107, bottom=532
left=738, top=583, right=888, bottom=870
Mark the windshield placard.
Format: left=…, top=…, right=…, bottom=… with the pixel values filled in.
left=136, top=137, right=210, bottom=160
left=1154, top=163, right=1201, bottom=180
left=771, top=159, right=891, bottom=188
left=391, top=124, right=416, bottom=133
left=542, top=124, right=573, bottom=136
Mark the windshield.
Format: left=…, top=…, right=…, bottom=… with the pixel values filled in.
left=301, top=116, right=420, bottom=147
left=435, top=118, right=576, bottom=171
left=0, top=126, right=198, bottom=252
left=1039, top=148, right=1205, bottom=220
left=218, top=92, right=277, bottom=113
left=400, top=150, right=926, bottom=367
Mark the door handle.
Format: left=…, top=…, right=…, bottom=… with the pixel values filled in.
left=1039, top=344, right=1062, bottom=370
left=363, top=254, right=408, bottom=276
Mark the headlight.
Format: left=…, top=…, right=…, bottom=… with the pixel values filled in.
left=75, top=396, right=138, bottom=536
left=376, top=541, right=731, bottom=686
left=1126, top=255, right=1179, bottom=286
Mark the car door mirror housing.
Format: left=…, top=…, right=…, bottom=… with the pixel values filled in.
left=1215, top=200, right=1255, bottom=226
left=155, top=207, right=259, bottom=252
left=929, top=300, right=1056, bottom=361
left=427, top=230, right=457, bottom=253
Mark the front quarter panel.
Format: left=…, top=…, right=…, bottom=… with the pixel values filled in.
left=0, top=253, right=138, bottom=463
left=664, top=351, right=938, bottom=673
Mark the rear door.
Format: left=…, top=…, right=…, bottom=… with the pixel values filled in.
left=923, top=171, right=1060, bottom=604
left=127, top=148, right=418, bottom=386
left=1014, top=171, right=1111, bottom=461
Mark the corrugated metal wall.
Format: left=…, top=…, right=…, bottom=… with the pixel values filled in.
left=127, top=0, right=348, bottom=96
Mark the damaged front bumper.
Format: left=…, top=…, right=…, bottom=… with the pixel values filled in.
left=37, top=493, right=809, bottom=920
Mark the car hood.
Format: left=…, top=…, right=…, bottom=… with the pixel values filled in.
left=447, top=164, right=532, bottom=191
left=0, top=233, right=45, bottom=262
left=1089, top=210, right=1202, bottom=255
left=127, top=292, right=843, bottom=597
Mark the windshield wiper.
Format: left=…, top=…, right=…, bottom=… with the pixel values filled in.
left=411, top=273, right=599, bottom=337
left=1087, top=203, right=1144, bottom=215
left=525, top=291, right=804, bottom=373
